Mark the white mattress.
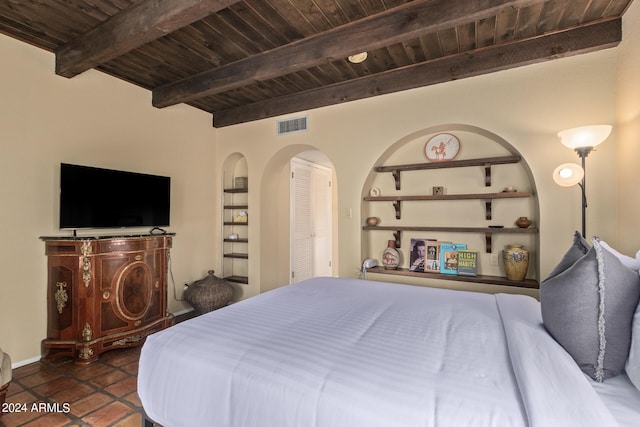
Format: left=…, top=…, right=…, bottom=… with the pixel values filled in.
left=139, top=277, right=636, bottom=427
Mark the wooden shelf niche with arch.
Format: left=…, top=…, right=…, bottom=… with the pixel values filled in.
left=362, top=129, right=539, bottom=290
left=222, top=154, right=249, bottom=285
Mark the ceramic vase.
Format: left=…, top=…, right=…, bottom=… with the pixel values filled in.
left=382, top=240, right=400, bottom=270
left=366, top=217, right=379, bottom=226
left=502, top=245, right=529, bottom=281
left=515, top=216, right=532, bottom=228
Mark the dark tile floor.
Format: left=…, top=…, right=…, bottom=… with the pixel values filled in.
left=1, top=346, right=146, bottom=427
left=1, top=313, right=197, bottom=427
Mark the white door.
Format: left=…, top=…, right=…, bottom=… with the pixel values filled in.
left=290, top=158, right=332, bottom=283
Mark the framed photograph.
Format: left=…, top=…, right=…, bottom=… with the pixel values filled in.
left=409, top=239, right=429, bottom=272
left=425, top=133, right=460, bottom=162
left=425, top=241, right=443, bottom=273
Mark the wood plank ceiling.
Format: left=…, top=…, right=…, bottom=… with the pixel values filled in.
left=0, top=0, right=634, bottom=127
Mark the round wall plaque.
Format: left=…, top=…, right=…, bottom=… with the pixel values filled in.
left=425, top=133, right=460, bottom=162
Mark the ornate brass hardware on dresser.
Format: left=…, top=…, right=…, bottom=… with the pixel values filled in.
left=54, top=282, right=68, bottom=314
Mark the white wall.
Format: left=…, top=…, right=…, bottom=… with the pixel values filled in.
left=0, top=35, right=217, bottom=363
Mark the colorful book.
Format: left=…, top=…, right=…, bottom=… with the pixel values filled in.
left=439, top=243, right=467, bottom=275
left=425, top=241, right=444, bottom=273
left=457, top=250, right=478, bottom=276
left=409, top=238, right=435, bottom=272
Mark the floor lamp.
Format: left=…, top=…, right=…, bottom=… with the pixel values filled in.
left=553, top=125, right=612, bottom=238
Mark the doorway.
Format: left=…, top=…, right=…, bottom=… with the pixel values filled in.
left=290, top=156, right=333, bottom=283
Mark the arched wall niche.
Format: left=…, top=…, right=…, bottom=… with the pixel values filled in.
left=259, top=144, right=338, bottom=294
left=361, top=124, right=540, bottom=293
left=222, top=152, right=248, bottom=187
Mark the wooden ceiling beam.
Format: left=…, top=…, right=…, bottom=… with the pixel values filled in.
left=55, top=0, right=241, bottom=78
left=152, top=0, right=547, bottom=108
left=212, top=18, right=621, bottom=127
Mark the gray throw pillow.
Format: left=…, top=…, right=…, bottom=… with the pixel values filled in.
left=541, top=234, right=640, bottom=382
left=545, top=231, right=590, bottom=278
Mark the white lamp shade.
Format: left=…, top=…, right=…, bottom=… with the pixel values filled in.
left=557, top=125, right=612, bottom=149
left=553, top=163, right=584, bottom=187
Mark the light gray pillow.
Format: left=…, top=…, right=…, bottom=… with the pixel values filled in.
left=541, top=234, right=640, bottom=382
left=599, top=240, right=640, bottom=272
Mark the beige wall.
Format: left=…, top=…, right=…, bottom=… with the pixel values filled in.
left=217, top=44, right=620, bottom=298
left=3, top=4, right=639, bottom=365
left=0, top=35, right=217, bottom=363
left=617, top=0, right=640, bottom=255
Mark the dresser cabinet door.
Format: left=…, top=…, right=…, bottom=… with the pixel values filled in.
left=98, top=251, right=162, bottom=335
left=46, top=256, right=79, bottom=340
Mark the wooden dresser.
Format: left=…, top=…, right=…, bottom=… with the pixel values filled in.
left=40, top=234, right=174, bottom=364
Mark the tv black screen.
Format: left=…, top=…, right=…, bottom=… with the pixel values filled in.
left=59, top=163, right=171, bottom=230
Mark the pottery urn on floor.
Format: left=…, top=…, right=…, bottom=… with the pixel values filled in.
left=184, top=270, right=233, bottom=314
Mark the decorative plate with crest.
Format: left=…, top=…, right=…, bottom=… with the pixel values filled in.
left=424, top=133, right=460, bottom=162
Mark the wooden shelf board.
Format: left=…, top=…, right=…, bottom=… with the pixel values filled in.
left=374, top=155, right=520, bottom=172
left=223, top=253, right=248, bottom=259
left=224, top=222, right=248, bottom=226
left=366, top=266, right=539, bottom=289
left=363, top=225, right=537, bottom=233
left=224, top=188, right=248, bottom=193
left=225, top=275, right=249, bottom=284
left=224, top=238, right=248, bottom=243
left=363, top=192, right=531, bottom=202
left=224, top=205, right=248, bottom=209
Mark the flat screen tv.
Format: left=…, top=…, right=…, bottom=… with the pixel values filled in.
left=59, top=163, right=171, bottom=230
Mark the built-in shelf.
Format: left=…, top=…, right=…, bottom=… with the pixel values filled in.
left=362, top=225, right=536, bottom=233
left=222, top=167, right=249, bottom=285
left=223, top=252, right=248, bottom=259
left=364, top=191, right=531, bottom=220
left=364, top=152, right=536, bottom=290
left=374, top=155, right=521, bottom=189
left=363, top=225, right=536, bottom=253
left=366, top=266, right=539, bottom=289
left=225, top=275, right=249, bottom=284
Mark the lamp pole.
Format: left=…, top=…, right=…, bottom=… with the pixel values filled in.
left=575, top=147, right=593, bottom=238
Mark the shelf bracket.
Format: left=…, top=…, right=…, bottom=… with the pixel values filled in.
left=393, top=201, right=402, bottom=219
left=484, top=232, right=493, bottom=253
left=484, top=200, right=492, bottom=220
left=392, top=170, right=401, bottom=190
left=393, top=230, right=402, bottom=248
left=484, top=163, right=492, bottom=187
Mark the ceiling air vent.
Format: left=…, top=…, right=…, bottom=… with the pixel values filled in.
left=277, top=115, right=308, bottom=136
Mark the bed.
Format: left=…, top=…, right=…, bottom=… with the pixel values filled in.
left=138, top=273, right=640, bottom=427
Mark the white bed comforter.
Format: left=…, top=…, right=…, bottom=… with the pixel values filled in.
left=138, top=277, right=620, bottom=427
